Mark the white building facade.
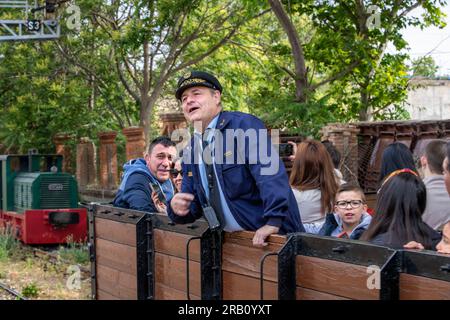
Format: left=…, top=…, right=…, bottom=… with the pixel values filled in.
left=405, top=79, right=450, bottom=120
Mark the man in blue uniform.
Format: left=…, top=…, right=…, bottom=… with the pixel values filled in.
left=113, top=136, right=176, bottom=213
left=167, top=71, right=304, bottom=246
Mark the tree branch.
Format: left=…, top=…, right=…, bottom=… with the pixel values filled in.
left=310, top=60, right=360, bottom=91
left=115, top=57, right=141, bottom=103
left=122, top=55, right=141, bottom=89
left=142, top=40, right=150, bottom=99
left=172, top=28, right=238, bottom=73
left=280, top=66, right=296, bottom=79
left=398, top=1, right=423, bottom=19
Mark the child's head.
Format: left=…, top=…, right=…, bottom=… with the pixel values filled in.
left=436, top=221, right=450, bottom=254
left=334, top=184, right=367, bottom=227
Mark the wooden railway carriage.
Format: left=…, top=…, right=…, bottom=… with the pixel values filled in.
left=89, top=204, right=450, bottom=300
left=0, top=151, right=87, bottom=244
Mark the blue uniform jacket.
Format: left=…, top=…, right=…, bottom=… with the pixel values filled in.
left=167, top=111, right=304, bottom=234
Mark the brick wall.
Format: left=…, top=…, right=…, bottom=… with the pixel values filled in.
left=76, top=137, right=97, bottom=189
left=98, top=131, right=118, bottom=190
left=123, top=127, right=146, bottom=161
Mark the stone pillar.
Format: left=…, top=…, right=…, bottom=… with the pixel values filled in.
left=321, top=123, right=360, bottom=184
left=98, top=131, right=118, bottom=190
left=159, top=112, right=188, bottom=138
left=53, top=134, right=73, bottom=173
left=76, top=137, right=97, bottom=189
left=122, top=127, right=146, bottom=160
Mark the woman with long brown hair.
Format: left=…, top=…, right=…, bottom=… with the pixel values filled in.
left=289, top=139, right=339, bottom=223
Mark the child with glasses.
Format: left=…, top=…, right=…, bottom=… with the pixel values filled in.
left=303, top=184, right=372, bottom=240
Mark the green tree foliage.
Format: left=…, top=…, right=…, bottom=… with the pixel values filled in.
left=194, top=0, right=446, bottom=136
left=57, top=0, right=269, bottom=142
left=195, top=0, right=446, bottom=137
left=411, top=56, right=438, bottom=78
left=192, top=5, right=331, bottom=136
left=0, top=41, right=94, bottom=153
left=0, top=2, right=130, bottom=153
left=0, top=0, right=266, bottom=151
left=264, top=0, right=447, bottom=124
left=0, top=0, right=448, bottom=150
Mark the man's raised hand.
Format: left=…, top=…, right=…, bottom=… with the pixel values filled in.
left=170, top=193, right=195, bottom=216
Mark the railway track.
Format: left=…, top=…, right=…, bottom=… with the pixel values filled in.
left=0, top=281, right=27, bottom=300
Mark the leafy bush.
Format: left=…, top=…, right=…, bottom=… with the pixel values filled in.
left=0, top=227, right=19, bottom=261
left=21, top=282, right=39, bottom=298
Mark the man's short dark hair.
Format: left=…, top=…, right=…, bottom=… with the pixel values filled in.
left=336, top=183, right=366, bottom=203
left=424, top=140, right=446, bottom=174
left=322, top=140, right=341, bottom=169
left=147, top=136, right=176, bottom=155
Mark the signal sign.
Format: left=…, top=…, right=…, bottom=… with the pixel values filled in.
left=26, top=19, right=41, bottom=32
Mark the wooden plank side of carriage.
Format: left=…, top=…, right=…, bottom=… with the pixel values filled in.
left=295, top=255, right=377, bottom=300
left=94, top=216, right=139, bottom=300
left=154, top=229, right=202, bottom=300
left=222, top=231, right=285, bottom=300
left=154, top=229, right=286, bottom=300
left=399, top=250, right=450, bottom=300
left=400, top=274, right=450, bottom=300
left=292, top=235, right=385, bottom=300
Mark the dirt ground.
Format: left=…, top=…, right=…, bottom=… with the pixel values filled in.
left=0, top=248, right=91, bottom=300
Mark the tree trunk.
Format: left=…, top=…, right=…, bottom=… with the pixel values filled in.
left=140, top=97, right=151, bottom=146
left=139, top=75, right=169, bottom=144
left=359, top=85, right=370, bottom=121
left=294, top=77, right=308, bottom=103
left=268, top=0, right=308, bottom=103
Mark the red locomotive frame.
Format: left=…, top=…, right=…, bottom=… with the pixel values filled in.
left=0, top=208, right=87, bottom=245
